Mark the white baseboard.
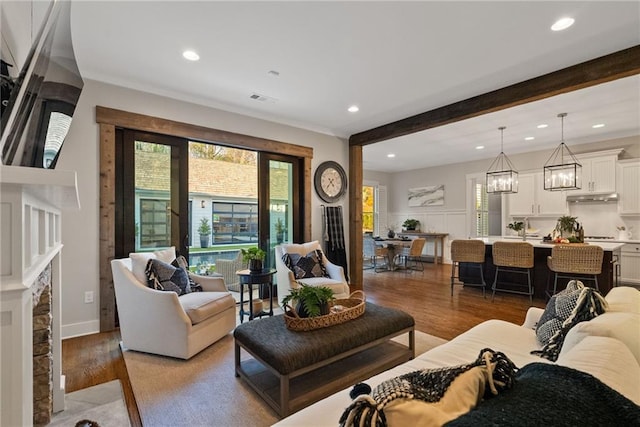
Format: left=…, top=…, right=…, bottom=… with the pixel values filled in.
left=61, top=320, right=100, bottom=339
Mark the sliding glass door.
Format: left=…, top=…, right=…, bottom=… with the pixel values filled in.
left=115, top=130, right=302, bottom=276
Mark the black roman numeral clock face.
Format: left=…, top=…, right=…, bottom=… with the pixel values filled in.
left=314, top=161, right=347, bottom=203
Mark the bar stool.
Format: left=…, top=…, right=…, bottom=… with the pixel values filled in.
left=547, top=244, right=603, bottom=296
left=491, top=241, right=534, bottom=302
left=450, top=239, right=487, bottom=297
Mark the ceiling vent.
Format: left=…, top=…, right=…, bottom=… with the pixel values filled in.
left=249, top=93, right=277, bottom=103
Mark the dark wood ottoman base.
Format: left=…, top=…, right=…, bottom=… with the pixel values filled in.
left=233, top=302, right=415, bottom=417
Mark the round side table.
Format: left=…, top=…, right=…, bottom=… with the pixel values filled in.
left=236, top=268, right=276, bottom=323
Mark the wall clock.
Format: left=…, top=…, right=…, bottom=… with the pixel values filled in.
left=314, top=161, right=348, bottom=203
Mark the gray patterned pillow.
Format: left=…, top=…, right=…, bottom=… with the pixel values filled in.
left=171, top=255, right=203, bottom=292
left=536, top=280, right=584, bottom=346
left=282, top=249, right=328, bottom=279
left=145, top=258, right=191, bottom=295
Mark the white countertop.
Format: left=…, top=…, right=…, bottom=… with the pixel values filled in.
left=480, top=236, right=625, bottom=251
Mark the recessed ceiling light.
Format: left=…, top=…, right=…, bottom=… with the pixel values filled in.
left=551, top=17, right=575, bottom=31
left=475, top=145, right=485, bottom=150
left=592, top=123, right=605, bottom=129
left=387, top=153, right=396, bottom=158
left=537, top=124, right=548, bottom=129
left=182, top=50, right=200, bottom=61
left=524, top=136, right=535, bottom=141
left=348, top=105, right=359, bottom=113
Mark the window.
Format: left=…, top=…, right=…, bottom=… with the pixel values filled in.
left=475, top=183, right=489, bottom=237
left=139, top=198, right=171, bottom=248
left=362, top=185, right=375, bottom=234
left=212, top=202, right=258, bottom=243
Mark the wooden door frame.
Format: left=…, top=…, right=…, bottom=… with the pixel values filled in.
left=97, top=106, right=313, bottom=331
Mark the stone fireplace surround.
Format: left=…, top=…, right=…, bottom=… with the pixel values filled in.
left=0, top=166, right=79, bottom=426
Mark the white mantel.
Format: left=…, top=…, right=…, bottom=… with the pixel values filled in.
left=0, top=165, right=79, bottom=426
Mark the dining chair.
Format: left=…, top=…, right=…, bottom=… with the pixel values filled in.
left=450, top=239, right=487, bottom=297
left=363, top=235, right=389, bottom=272
left=546, top=244, right=603, bottom=296
left=396, top=238, right=426, bottom=272
left=491, top=241, right=534, bottom=302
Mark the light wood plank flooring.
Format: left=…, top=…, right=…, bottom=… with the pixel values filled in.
left=61, top=263, right=546, bottom=425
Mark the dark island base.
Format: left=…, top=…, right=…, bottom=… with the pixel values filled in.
left=460, top=245, right=617, bottom=300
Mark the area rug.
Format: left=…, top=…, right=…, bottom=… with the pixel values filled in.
left=49, top=380, right=130, bottom=427
left=123, top=329, right=447, bottom=427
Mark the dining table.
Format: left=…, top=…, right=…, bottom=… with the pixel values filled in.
left=373, top=238, right=413, bottom=271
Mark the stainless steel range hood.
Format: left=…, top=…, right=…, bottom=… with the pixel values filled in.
left=566, top=193, right=619, bottom=203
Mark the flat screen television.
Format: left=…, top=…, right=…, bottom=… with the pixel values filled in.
left=0, top=0, right=83, bottom=168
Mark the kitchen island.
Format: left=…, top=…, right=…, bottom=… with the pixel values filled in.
left=460, top=237, right=624, bottom=299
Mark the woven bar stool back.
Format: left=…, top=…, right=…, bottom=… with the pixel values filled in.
left=450, top=239, right=487, bottom=297
left=491, top=241, right=534, bottom=302
left=547, top=244, right=603, bottom=296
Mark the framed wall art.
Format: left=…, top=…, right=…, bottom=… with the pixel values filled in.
left=408, top=185, right=444, bottom=207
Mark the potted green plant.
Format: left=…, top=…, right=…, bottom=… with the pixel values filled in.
left=281, top=285, right=334, bottom=318
left=198, top=218, right=211, bottom=248
left=402, top=218, right=420, bottom=231
left=556, top=215, right=577, bottom=238
left=507, top=221, right=524, bottom=236
left=241, top=246, right=266, bottom=272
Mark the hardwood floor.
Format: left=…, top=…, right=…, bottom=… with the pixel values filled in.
left=61, top=263, right=546, bottom=425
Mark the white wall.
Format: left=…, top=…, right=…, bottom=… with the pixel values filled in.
left=55, top=79, right=348, bottom=337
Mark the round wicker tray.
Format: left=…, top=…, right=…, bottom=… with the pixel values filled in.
left=283, top=290, right=365, bottom=332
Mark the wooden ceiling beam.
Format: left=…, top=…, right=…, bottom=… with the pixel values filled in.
left=349, top=45, right=640, bottom=147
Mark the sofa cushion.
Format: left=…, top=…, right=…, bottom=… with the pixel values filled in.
left=129, top=247, right=176, bottom=284
left=179, top=291, right=236, bottom=324
left=560, top=311, right=640, bottom=365
left=605, top=286, right=640, bottom=314
left=145, top=258, right=191, bottom=295
left=282, top=249, right=328, bottom=279
left=556, top=336, right=640, bottom=405
left=172, top=255, right=203, bottom=292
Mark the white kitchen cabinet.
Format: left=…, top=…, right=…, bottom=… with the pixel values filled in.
left=507, top=172, right=567, bottom=217
left=620, top=243, right=640, bottom=285
left=618, top=160, right=640, bottom=215
left=576, top=150, right=620, bottom=193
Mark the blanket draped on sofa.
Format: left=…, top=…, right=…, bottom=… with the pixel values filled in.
left=446, top=362, right=640, bottom=426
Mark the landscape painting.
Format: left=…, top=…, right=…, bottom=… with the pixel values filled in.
left=408, top=185, right=445, bottom=207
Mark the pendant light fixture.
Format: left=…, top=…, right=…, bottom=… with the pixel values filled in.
left=543, top=113, right=582, bottom=191
left=486, top=126, right=518, bottom=193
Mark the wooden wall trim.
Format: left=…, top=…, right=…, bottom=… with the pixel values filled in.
left=96, top=106, right=313, bottom=158
left=349, top=45, right=640, bottom=146
left=348, top=145, right=363, bottom=291
left=97, top=107, right=313, bottom=332
left=99, top=123, right=116, bottom=331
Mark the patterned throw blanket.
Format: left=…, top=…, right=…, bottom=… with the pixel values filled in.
left=339, top=349, right=518, bottom=427
left=447, top=363, right=640, bottom=426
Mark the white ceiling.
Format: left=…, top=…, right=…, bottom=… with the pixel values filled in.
left=69, top=1, right=640, bottom=172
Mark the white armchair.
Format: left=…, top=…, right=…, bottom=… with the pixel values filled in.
left=111, top=257, right=236, bottom=359
left=275, top=240, right=351, bottom=304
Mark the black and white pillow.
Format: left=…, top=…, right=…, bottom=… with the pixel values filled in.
left=532, top=280, right=607, bottom=361
left=171, top=255, right=203, bottom=292
left=282, top=249, right=328, bottom=279
left=145, top=258, right=191, bottom=295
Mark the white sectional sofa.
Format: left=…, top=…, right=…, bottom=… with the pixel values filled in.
left=274, top=286, right=640, bottom=426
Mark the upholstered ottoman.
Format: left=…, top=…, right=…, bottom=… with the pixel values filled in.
left=234, top=302, right=415, bottom=417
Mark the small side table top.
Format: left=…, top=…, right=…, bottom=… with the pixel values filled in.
left=236, top=268, right=277, bottom=281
